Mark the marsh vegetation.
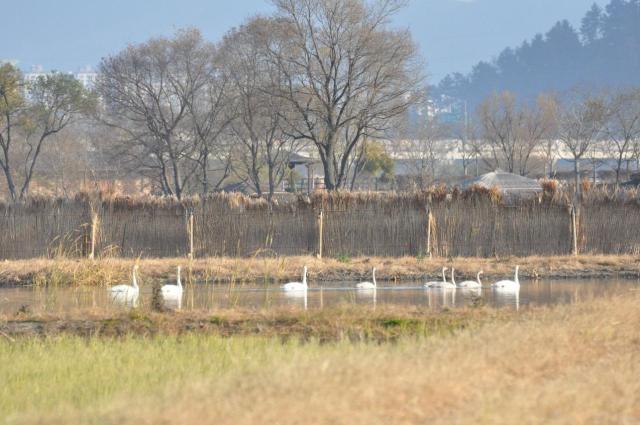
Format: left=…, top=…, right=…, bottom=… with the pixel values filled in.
left=1, top=293, right=638, bottom=424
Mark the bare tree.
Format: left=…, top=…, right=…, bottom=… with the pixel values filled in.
left=477, top=91, right=552, bottom=176
left=603, top=88, right=640, bottom=186
left=97, top=29, right=215, bottom=198
left=478, top=92, right=521, bottom=173
left=517, top=95, right=557, bottom=176
left=533, top=95, right=560, bottom=178
left=221, top=17, right=295, bottom=202
left=0, top=63, right=23, bottom=199
left=0, top=63, right=93, bottom=200
left=266, top=0, right=424, bottom=190
left=38, top=120, right=96, bottom=196
left=401, top=115, right=451, bottom=188
left=556, top=90, right=607, bottom=198
left=186, top=45, right=235, bottom=195
left=448, top=116, right=472, bottom=177
left=463, top=119, right=485, bottom=177
left=540, top=138, right=561, bottom=178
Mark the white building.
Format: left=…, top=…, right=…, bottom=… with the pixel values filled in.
left=23, top=65, right=98, bottom=92
left=24, top=65, right=48, bottom=86
left=75, top=66, right=98, bottom=89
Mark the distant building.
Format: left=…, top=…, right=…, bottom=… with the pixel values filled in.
left=463, top=170, right=542, bottom=200
left=23, top=65, right=48, bottom=86
left=23, top=65, right=98, bottom=95
left=430, top=95, right=466, bottom=124
left=75, top=66, right=98, bottom=89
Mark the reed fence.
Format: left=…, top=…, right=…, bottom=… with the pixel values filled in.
left=1, top=191, right=639, bottom=260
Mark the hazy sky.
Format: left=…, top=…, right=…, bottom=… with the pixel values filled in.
left=2, top=0, right=607, bottom=83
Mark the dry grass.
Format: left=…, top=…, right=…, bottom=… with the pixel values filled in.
left=3, top=293, right=639, bottom=424
left=4, top=187, right=640, bottom=260
left=2, top=254, right=640, bottom=287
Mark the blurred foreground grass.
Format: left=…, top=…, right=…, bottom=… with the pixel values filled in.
left=1, top=292, right=639, bottom=424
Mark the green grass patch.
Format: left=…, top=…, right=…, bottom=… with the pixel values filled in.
left=0, top=335, right=292, bottom=422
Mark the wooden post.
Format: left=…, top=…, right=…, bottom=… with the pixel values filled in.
left=188, top=210, right=195, bottom=260
left=89, top=212, right=99, bottom=260
left=316, top=209, right=324, bottom=259
left=571, top=204, right=578, bottom=256
left=426, top=207, right=432, bottom=258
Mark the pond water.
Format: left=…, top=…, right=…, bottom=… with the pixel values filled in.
left=0, top=278, right=637, bottom=314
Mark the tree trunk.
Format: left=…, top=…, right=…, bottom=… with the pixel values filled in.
left=172, top=164, right=182, bottom=199
left=201, top=147, right=209, bottom=195
left=19, top=134, right=51, bottom=200
left=1, top=162, right=17, bottom=201
left=574, top=158, right=581, bottom=199
left=461, top=140, right=468, bottom=176
left=267, top=163, right=274, bottom=204
left=322, top=161, right=337, bottom=190
left=321, top=144, right=338, bottom=191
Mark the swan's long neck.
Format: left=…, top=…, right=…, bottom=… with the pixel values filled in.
left=177, top=266, right=182, bottom=288
left=451, top=268, right=456, bottom=285
left=515, top=266, right=519, bottom=284
left=372, top=269, right=377, bottom=287
left=442, top=268, right=447, bottom=283
left=132, top=267, right=138, bottom=289
left=477, top=272, right=482, bottom=285
left=302, top=267, right=307, bottom=286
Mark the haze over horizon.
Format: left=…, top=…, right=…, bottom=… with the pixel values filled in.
left=2, top=0, right=606, bottom=84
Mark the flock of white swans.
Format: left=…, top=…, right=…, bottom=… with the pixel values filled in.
left=281, top=265, right=520, bottom=291
left=108, top=264, right=520, bottom=308
left=108, top=265, right=183, bottom=307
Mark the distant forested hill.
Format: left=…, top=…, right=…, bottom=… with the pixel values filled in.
left=435, top=0, right=640, bottom=107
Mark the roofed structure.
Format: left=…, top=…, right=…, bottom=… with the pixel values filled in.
left=463, top=170, right=542, bottom=199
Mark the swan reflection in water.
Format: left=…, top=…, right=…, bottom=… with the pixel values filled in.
left=427, top=288, right=457, bottom=309
left=284, top=288, right=308, bottom=310
left=109, top=291, right=139, bottom=308
left=460, top=287, right=482, bottom=299
left=163, top=296, right=182, bottom=310
left=355, top=286, right=377, bottom=310
left=493, top=287, right=520, bottom=311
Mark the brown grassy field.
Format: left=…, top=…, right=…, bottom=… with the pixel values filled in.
left=1, top=254, right=640, bottom=287
left=2, top=292, right=639, bottom=424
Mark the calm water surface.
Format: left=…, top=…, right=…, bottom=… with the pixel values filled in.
left=0, top=278, right=638, bottom=314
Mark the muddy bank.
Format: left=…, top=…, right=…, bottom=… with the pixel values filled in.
left=1, top=255, right=639, bottom=287
left=0, top=307, right=506, bottom=342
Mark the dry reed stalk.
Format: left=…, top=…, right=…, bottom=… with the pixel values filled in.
left=2, top=254, right=640, bottom=288
left=2, top=188, right=640, bottom=260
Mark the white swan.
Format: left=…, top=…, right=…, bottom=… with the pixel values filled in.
left=492, top=265, right=520, bottom=289
left=424, top=266, right=447, bottom=288
left=425, top=267, right=456, bottom=289
left=109, top=265, right=140, bottom=305
left=282, top=266, right=308, bottom=291
left=458, top=271, right=483, bottom=289
left=161, top=266, right=183, bottom=300
left=356, top=268, right=377, bottom=290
